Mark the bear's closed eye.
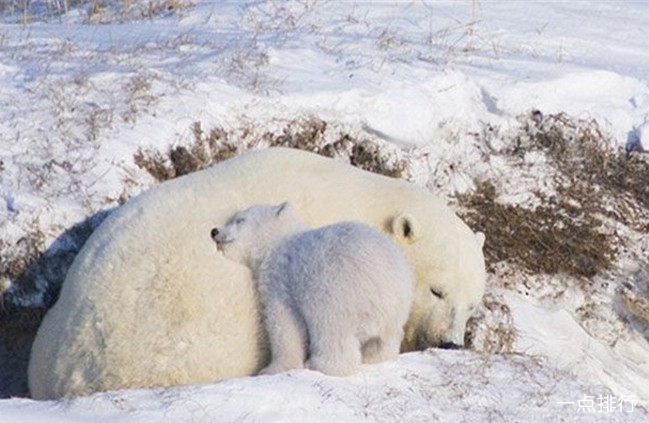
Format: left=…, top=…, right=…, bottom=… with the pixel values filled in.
left=430, top=287, right=445, bottom=299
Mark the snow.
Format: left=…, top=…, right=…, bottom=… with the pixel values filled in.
left=506, top=289, right=649, bottom=408
left=2, top=352, right=645, bottom=423
left=1, top=0, right=649, bottom=421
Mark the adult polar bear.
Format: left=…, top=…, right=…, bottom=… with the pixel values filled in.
left=29, top=147, right=486, bottom=399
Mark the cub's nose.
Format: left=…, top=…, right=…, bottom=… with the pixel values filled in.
left=210, top=228, right=219, bottom=240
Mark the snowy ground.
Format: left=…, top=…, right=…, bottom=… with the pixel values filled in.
left=1, top=0, right=649, bottom=421
left=3, top=351, right=647, bottom=423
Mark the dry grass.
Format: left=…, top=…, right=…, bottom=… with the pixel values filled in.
left=1, top=0, right=193, bottom=23
left=121, top=72, right=159, bottom=124
left=460, top=112, right=649, bottom=280
left=459, top=180, right=616, bottom=279
left=134, top=121, right=238, bottom=181
left=513, top=112, right=649, bottom=230
left=1, top=212, right=109, bottom=305
left=623, top=294, right=649, bottom=326
left=619, top=265, right=649, bottom=329
left=465, top=291, right=516, bottom=354
left=0, top=231, right=45, bottom=293
left=134, top=117, right=409, bottom=182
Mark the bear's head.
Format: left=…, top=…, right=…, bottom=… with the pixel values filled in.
left=211, top=202, right=304, bottom=269
left=390, top=212, right=486, bottom=351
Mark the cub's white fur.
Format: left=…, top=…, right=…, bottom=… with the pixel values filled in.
left=213, top=203, right=414, bottom=376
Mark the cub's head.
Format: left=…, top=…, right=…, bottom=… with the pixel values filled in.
left=211, top=202, right=303, bottom=268
left=390, top=212, right=487, bottom=351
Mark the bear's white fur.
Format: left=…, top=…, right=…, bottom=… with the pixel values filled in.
left=28, top=147, right=486, bottom=399
left=213, top=203, right=414, bottom=376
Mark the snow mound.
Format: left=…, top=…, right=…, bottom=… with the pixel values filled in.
left=3, top=351, right=645, bottom=423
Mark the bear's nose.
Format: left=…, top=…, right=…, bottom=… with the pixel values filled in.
left=438, top=342, right=462, bottom=350
left=210, top=228, right=219, bottom=239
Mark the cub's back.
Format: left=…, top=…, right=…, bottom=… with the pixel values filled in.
left=263, top=221, right=413, bottom=303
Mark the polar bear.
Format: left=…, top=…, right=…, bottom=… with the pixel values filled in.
left=28, top=147, right=486, bottom=399
left=212, top=203, right=414, bottom=376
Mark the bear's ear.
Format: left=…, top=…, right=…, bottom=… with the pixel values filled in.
left=391, top=213, right=421, bottom=244
left=275, top=201, right=290, bottom=217
left=475, top=231, right=486, bottom=249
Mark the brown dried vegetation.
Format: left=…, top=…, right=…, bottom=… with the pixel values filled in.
left=134, top=117, right=408, bottom=182
left=465, top=292, right=516, bottom=354
left=459, top=180, right=616, bottom=279
left=460, top=112, right=649, bottom=280
left=515, top=112, right=649, bottom=229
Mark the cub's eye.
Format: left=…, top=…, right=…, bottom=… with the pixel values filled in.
left=234, top=217, right=246, bottom=225
left=430, top=287, right=445, bottom=299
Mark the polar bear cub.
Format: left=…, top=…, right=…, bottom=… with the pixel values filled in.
left=211, top=202, right=415, bottom=376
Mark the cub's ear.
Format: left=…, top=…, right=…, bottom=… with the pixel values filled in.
left=276, top=201, right=290, bottom=217
left=475, top=231, right=486, bottom=249
left=391, top=213, right=421, bottom=244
